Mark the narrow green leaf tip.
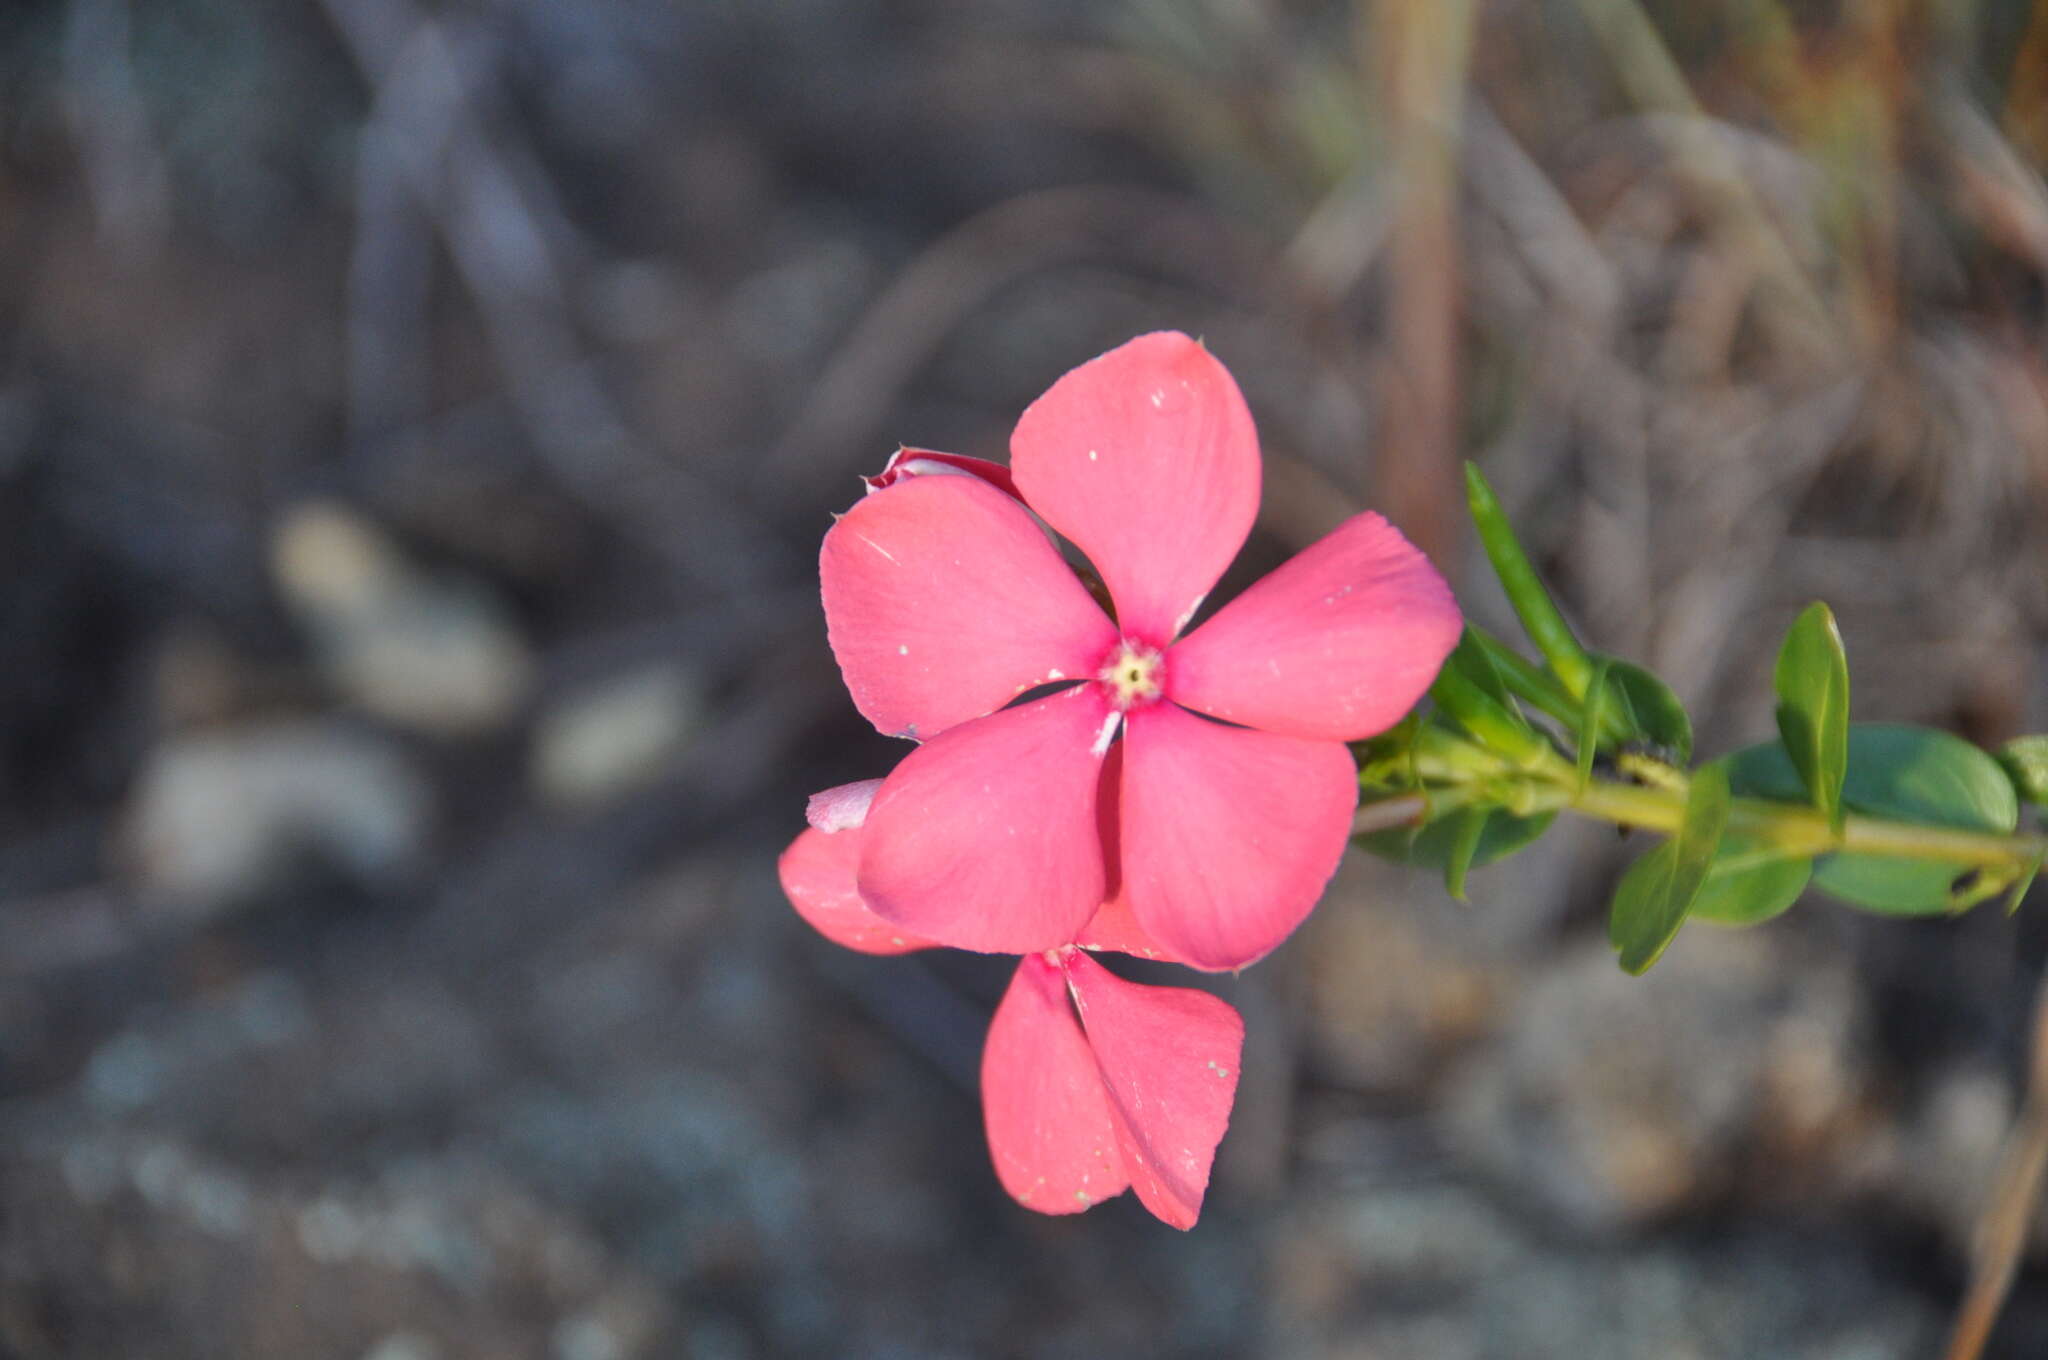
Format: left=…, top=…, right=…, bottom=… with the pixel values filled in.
left=1575, top=655, right=1613, bottom=792
left=1463, top=461, right=1594, bottom=700
left=1444, top=807, right=1487, bottom=901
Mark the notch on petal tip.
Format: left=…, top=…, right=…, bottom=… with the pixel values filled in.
left=863, top=447, right=1021, bottom=500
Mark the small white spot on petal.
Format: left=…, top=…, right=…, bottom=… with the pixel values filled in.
left=898, top=644, right=909, bottom=656
left=1047, top=669, right=1064, bottom=680
left=1150, top=389, right=1164, bottom=408
left=1087, top=448, right=1098, bottom=461
left=1089, top=712, right=1122, bottom=757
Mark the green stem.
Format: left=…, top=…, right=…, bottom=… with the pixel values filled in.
left=1562, top=778, right=2048, bottom=867
left=1357, top=756, right=2046, bottom=870
left=1352, top=792, right=1432, bottom=836
left=1614, top=751, right=1689, bottom=793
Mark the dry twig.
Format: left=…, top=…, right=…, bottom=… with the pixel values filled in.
left=1945, top=957, right=2048, bottom=1360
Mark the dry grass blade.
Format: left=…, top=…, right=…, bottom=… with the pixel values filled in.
left=1570, top=0, right=1838, bottom=364
left=1945, top=958, right=2048, bottom=1360
left=1370, top=0, right=1476, bottom=567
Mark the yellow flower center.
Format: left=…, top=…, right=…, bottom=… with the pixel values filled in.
left=1100, top=642, right=1164, bottom=710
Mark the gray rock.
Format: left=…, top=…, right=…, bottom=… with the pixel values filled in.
left=530, top=666, right=701, bottom=808
left=361, top=1335, right=440, bottom=1360
left=124, top=720, right=432, bottom=914
left=272, top=503, right=532, bottom=737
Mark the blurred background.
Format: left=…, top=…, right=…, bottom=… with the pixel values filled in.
left=4, top=0, right=2048, bottom=1355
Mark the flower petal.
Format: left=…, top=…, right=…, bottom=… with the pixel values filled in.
left=822, top=474, right=1117, bottom=740
left=805, top=779, right=884, bottom=833
left=776, top=825, right=932, bottom=955
left=1167, top=512, right=1461, bottom=741
left=1061, top=950, right=1243, bottom=1229
left=858, top=685, right=1114, bottom=954
left=1072, top=891, right=1180, bottom=962
left=982, top=955, right=1130, bottom=1215
left=1069, top=745, right=1183, bottom=963
left=1120, top=702, right=1358, bottom=970
left=1010, top=332, right=1260, bottom=646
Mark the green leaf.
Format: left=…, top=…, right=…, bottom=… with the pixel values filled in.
left=1815, top=855, right=1990, bottom=916
left=1772, top=602, right=1850, bottom=834
left=1598, top=656, right=1695, bottom=764
left=1686, top=833, right=1811, bottom=926
left=1471, top=628, right=1594, bottom=733
left=1997, top=736, right=2048, bottom=807
left=1428, top=630, right=1550, bottom=764
left=1464, top=462, right=1595, bottom=700
left=1448, top=625, right=1516, bottom=709
left=1609, top=762, right=1730, bottom=973
left=1358, top=806, right=1558, bottom=874
left=1442, top=807, right=1487, bottom=901
left=1608, top=844, right=1675, bottom=952
left=2005, top=851, right=2044, bottom=916
left=1721, top=739, right=1808, bottom=802
left=1725, top=724, right=2021, bottom=915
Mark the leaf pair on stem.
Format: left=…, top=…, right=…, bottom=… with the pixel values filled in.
left=1358, top=463, right=2048, bottom=973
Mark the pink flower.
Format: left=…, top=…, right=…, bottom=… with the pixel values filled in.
left=777, top=802, right=1243, bottom=1229
left=821, top=332, right=1462, bottom=969
left=982, top=945, right=1240, bottom=1230
left=778, top=810, right=934, bottom=956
